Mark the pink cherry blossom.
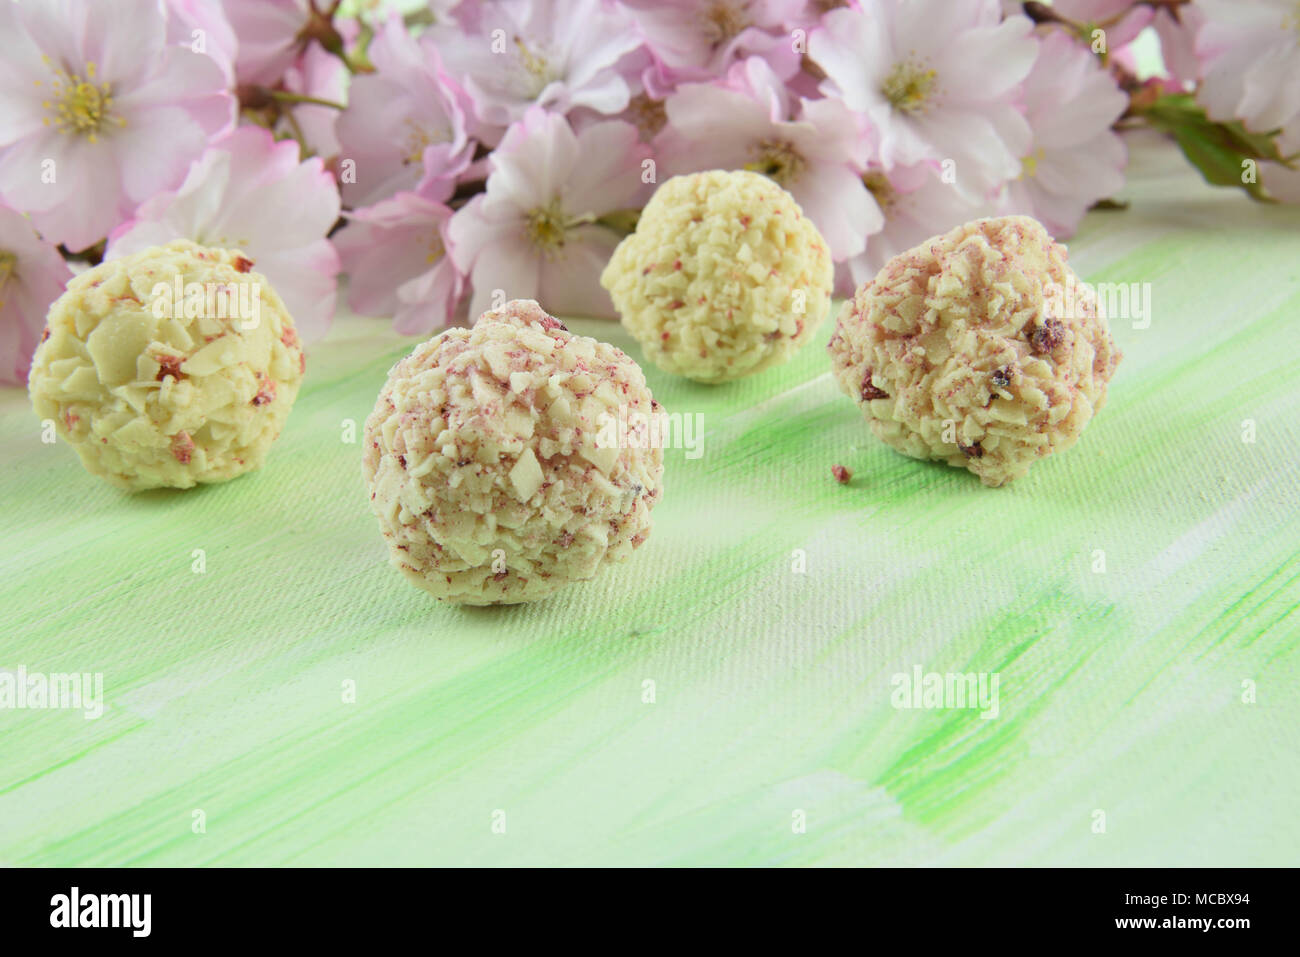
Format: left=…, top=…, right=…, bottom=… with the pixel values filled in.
left=655, top=57, right=880, bottom=260
left=1152, top=5, right=1207, bottom=90
left=447, top=108, right=651, bottom=319
left=106, top=127, right=341, bottom=341
left=165, top=0, right=238, bottom=82
left=843, top=161, right=988, bottom=287
left=1195, top=0, right=1300, bottom=133
left=0, top=204, right=73, bottom=386
left=809, top=0, right=1037, bottom=201
left=1261, top=123, right=1300, bottom=203
left=995, top=31, right=1127, bottom=237
left=429, top=0, right=644, bottom=140
left=223, top=0, right=316, bottom=87
left=277, top=43, right=350, bottom=160
left=621, top=0, right=806, bottom=84
left=333, top=191, right=465, bottom=334
left=1052, top=0, right=1154, bottom=52
left=0, top=0, right=234, bottom=252
left=587, top=55, right=674, bottom=143
left=334, top=14, right=473, bottom=207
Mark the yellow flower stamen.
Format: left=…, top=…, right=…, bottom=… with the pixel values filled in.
left=402, top=120, right=448, bottom=166
left=862, top=170, right=896, bottom=212
left=523, top=203, right=596, bottom=259
left=1020, top=148, right=1046, bottom=179
left=524, top=202, right=568, bottom=253
left=881, top=61, right=937, bottom=116
left=627, top=94, right=667, bottom=139
left=1284, top=1, right=1300, bottom=33
left=43, top=58, right=123, bottom=141
left=513, top=37, right=557, bottom=97
left=744, top=138, right=806, bottom=186
left=0, top=250, right=16, bottom=312
left=427, top=234, right=445, bottom=265
left=700, top=1, right=747, bottom=46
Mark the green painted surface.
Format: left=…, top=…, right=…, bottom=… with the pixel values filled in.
left=2, top=133, right=1298, bottom=866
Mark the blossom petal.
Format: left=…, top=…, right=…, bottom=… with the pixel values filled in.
left=562, top=120, right=650, bottom=214
left=790, top=163, right=882, bottom=261
left=536, top=224, right=620, bottom=319
left=466, top=233, right=542, bottom=321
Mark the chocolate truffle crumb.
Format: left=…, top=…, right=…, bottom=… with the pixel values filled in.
left=156, top=354, right=185, bottom=381
left=1030, top=319, right=1065, bottom=354
left=861, top=370, right=889, bottom=401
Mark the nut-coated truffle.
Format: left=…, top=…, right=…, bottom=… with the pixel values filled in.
left=362, top=299, right=664, bottom=604
left=28, top=239, right=304, bottom=491
left=600, top=169, right=833, bottom=383
left=829, top=216, right=1121, bottom=486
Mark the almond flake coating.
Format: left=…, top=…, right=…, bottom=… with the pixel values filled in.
left=28, top=239, right=304, bottom=491
left=600, top=169, right=833, bottom=383
left=362, top=299, right=665, bottom=605
left=828, top=216, right=1121, bottom=487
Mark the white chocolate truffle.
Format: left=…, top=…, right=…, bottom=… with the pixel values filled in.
left=29, top=240, right=304, bottom=491
left=600, top=169, right=833, bottom=383
left=829, top=216, right=1121, bottom=487
left=362, top=299, right=664, bottom=605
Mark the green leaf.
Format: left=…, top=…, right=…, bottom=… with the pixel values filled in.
left=1140, top=93, right=1285, bottom=202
